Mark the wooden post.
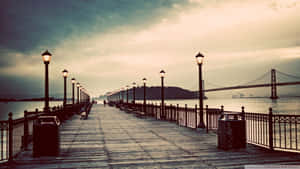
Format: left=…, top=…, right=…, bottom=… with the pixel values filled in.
left=8, top=112, right=13, bottom=162
left=23, top=110, right=28, bottom=150
left=269, top=107, right=274, bottom=150
left=206, top=105, right=209, bottom=133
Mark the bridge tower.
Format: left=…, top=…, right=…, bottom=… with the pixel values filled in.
left=270, top=69, right=278, bottom=99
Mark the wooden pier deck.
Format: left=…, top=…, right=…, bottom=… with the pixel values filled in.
left=3, top=104, right=300, bottom=169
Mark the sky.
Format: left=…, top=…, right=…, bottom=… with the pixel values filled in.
left=1, top=0, right=300, bottom=98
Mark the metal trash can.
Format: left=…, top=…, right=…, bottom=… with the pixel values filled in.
left=218, top=113, right=246, bottom=150
left=33, top=116, right=60, bottom=157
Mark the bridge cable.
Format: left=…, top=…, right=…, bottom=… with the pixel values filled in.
left=276, top=70, right=300, bottom=80
left=238, top=71, right=270, bottom=86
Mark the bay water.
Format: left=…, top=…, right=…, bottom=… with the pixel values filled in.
left=1, top=97, right=300, bottom=121
left=133, top=97, right=300, bottom=114
left=0, top=101, right=63, bottom=120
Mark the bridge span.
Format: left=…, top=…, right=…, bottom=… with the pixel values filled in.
left=204, top=69, right=300, bottom=99
left=205, top=81, right=300, bottom=92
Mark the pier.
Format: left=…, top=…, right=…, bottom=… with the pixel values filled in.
left=3, top=104, right=300, bottom=169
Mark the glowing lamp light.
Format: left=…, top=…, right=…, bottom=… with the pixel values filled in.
left=160, top=70, right=165, bottom=78
left=143, top=78, right=147, bottom=84
left=71, top=78, right=76, bottom=84
left=195, top=52, right=204, bottom=65
left=62, top=69, right=68, bottom=77
left=42, top=50, right=52, bottom=64
left=76, top=82, right=80, bottom=87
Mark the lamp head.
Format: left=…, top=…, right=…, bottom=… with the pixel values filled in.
left=160, top=70, right=165, bottom=78
left=42, top=50, right=52, bottom=64
left=71, top=78, right=76, bottom=84
left=62, top=69, right=68, bottom=78
left=195, top=52, right=204, bottom=65
left=132, top=82, right=137, bottom=87
left=76, top=82, right=80, bottom=87
left=142, top=78, right=147, bottom=83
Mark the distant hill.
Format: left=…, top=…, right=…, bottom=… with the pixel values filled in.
left=119, top=86, right=206, bottom=100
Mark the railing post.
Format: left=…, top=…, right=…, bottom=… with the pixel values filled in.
left=160, top=103, right=162, bottom=120
left=206, top=105, right=208, bottom=133
left=152, top=103, right=154, bottom=117
left=176, top=104, right=179, bottom=125
left=170, top=104, right=173, bottom=121
left=185, top=104, right=188, bottom=127
left=269, top=107, right=274, bottom=150
left=23, top=110, right=28, bottom=150
left=195, top=105, right=197, bottom=130
left=165, top=103, right=167, bottom=120
left=241, top=106, right=245, bottom=120
left=156, top=103, right=158, bottom=119
left=8, top=112, right=13, bottom=162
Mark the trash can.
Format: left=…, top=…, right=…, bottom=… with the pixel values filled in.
left=33, top=116, right=60, bottom=157
left=218, top=113, right=246, bottom=150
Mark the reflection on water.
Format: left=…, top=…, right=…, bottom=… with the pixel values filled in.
left=135, top=97, right=300, bottom=114
left=0, top=101, right=63, bottom=120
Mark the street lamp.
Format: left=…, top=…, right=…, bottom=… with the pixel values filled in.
left=71, top=78, right=76, bottom=104
left=195, top=52, right=205, bottom=128
left=42, top=50, right=52, bottom=112
left=62, top=69, right=68, bottom=106
left=126, top=85, right=129, bottom=103
left=143, top=78, right=147, bottom=112
left=132, top=82, right=137, bottom=104
left=76, top=82, right=80, bottom=104
left=160, top=70, right=165, bottom=119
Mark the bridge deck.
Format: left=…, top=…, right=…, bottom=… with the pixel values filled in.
left=3, top=104, right=300, bottom=169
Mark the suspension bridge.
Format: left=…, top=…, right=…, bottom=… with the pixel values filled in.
left=204, top=69, right=300, bottom=99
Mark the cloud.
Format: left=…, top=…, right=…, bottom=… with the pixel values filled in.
left=1, top=0, right=300, bottom=96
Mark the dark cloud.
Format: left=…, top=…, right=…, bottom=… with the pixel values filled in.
left=0, top=0, right=188, bottom=54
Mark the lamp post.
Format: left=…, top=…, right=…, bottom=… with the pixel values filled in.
left=62, top=69, right=68, bottom=106
left=118, top=89, right=121, bottom=103
left=121, top=88, right=125, bottom=103
left=71, top=78, right=76, bottom=104
left=132, top=82, right=136, bottom=104
left=42, top=50, right=52, bottom=112
left=76, top=82, right=80, bottom=104
left=126, top=85, right=129, bottom=103
left=160, top=70, right=165, bottom=119
left=143, top=78, right=147, bottom=112
left=195, top=52, right=205, bottom=128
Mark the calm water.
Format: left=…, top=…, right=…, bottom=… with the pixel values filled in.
left=0, top=101, right=63, bottom=120
left=134, top=97, right=300, bottom=114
